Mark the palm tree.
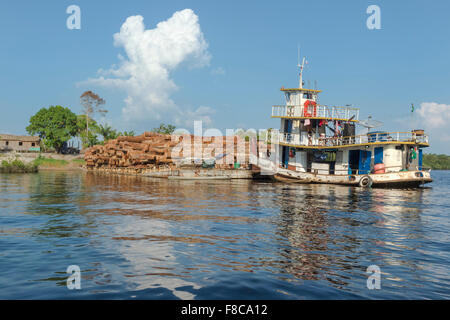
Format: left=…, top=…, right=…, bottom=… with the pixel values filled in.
left=98, top=124, right=118, bottom=142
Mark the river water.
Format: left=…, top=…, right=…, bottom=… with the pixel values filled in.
left=0, top=170, right=448, bottom=299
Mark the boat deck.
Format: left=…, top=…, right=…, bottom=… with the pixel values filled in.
left=277, top=131, right=429, bottom=149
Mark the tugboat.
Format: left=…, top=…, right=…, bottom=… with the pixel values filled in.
left=268, top=57, right=432, bottom=188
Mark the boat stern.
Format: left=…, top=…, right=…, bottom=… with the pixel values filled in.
left=369, top=170, right=432, bottom=188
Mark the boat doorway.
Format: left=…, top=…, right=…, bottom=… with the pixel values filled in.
left=349, top=149, right=372, bottom=174
left=349, top=150, right=359, bottom=174
left=359, top=150, right=372, bottom=174
left=374, top=147, right=384, bottom=165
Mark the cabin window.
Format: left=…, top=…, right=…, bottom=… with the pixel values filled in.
left=5, top=141, right=9, bottom=146
left=19, top=142, right=23, bottom=146
left=32, top=143, right=35, bottom=147
left=285, top=93, right=291, bottom=103
left=303, top=93, right=312, bottom=99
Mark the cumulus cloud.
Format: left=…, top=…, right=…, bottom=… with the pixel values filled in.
left=416, top=102, right=450, bottom=141
left=84, top=9, right=213, bottom=127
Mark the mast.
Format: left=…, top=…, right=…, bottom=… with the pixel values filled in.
left=298, top=47, right=306, bottom=89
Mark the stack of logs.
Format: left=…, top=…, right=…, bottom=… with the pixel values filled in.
left=84, top=132, right=251, bottom=170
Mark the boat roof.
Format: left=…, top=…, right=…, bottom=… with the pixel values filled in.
left=280, top=88, right=322, bottom=93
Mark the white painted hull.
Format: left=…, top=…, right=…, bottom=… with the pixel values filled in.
left=274, top=167, right=432, bottom=188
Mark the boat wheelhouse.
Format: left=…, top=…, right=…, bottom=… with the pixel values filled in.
left=269, top=59, right=432, bottom=188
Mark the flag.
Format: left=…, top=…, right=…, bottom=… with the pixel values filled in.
left=411, top=103, right=415, bottom=113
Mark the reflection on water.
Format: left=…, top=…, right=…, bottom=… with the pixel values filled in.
left=0, top=171, right=449, bottom=299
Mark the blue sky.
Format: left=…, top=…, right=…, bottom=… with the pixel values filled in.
left=1, top=0, right=449, bottom=153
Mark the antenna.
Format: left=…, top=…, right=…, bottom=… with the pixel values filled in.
left=297, top=46, right=301, bottom=88
left=299, top=57, right=306, bottom=89
left=297, top=46, right=307, bottom=89
left=359, top=115, right=383, bottom=133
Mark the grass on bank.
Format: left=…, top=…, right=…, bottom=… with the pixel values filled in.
left=33, top=156, right=85, bottom=168
left=71, top=159, right=86, bottom=165
left=0, top=159, right=38, bottom=173
left=0, top=157, right=86, bottom=173
left=33, top=157, right=68, bottom=167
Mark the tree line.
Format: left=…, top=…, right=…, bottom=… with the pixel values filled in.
left=423, top=153, right=450, bottom=170
left=26, top=91, right=176, bottom=153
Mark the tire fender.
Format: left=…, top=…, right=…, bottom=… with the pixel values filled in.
left=359, top=175, right=373, bottom=188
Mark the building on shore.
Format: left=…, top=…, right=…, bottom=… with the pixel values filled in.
left=0, top=134, right=40, bottom=152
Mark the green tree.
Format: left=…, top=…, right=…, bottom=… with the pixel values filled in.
left=98, top=124, right=119, bottom=142
left=152, top=124, right=176, bottom=135
left=423, top=153, right=450, bottom=170
left=118, top=130, right=136, bottom=137
left=76, top=115, right=101, bottom=148
left=26, top=106, right=78, bottom=153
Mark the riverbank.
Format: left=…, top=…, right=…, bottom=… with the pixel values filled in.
left=0, top=159, right=38, bottom=173
left=0, top=152, right=85, bottom=172
left=34, top=157, right=85, bottom=171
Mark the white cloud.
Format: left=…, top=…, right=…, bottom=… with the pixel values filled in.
left=416, top=102, right=450, bottom=141
left=211, top=67, right=226, bottom=75
left=182, top=106, right=215, bottom=127
left=84, top=9, right=213, bottom=127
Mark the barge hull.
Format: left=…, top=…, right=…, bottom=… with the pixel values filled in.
left=273, top=169, right=432, bottom=188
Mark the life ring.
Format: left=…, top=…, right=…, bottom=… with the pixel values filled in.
left=359, top=175, right=373, bottom=188
left=304, top=100, right=317, bottom=117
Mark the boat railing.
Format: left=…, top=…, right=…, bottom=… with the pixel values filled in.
left=279, top=131, right=429, bottom=147
left=272, top=105, right=359, bottom=121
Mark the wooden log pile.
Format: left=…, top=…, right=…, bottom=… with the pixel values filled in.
left=84, top=132, right=251, bottom=170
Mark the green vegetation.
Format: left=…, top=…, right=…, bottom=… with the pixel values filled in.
left=33, top=156, right=69, bottom=168
left=98, top=124, right=118, bottom=142
left=120, top=130, right=136, bottom=137
left=25, top=95, right=174, bottom=152
left=423, top=153, right=450, bottom=170
left=26, top=105, right=78, bottom=153
left=153, top=124, right=176, bottom=135
left=71, top=159, right=86, bottom=165
left=0, top=159, right=38, bottom=173
left=76, top=115, right=101, bottom=148
left=32, top=156, right=85, bottom=168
